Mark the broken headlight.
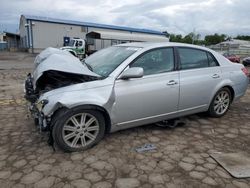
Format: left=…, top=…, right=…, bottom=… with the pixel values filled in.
left=36, top=99, right=49, bottom=111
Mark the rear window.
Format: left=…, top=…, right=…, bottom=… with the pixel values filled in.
left=207, top=52, right=219, bottom=67
left=178, top=48, right=218, bottom=70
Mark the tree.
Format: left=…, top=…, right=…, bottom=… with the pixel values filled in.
left=169, top=32, right=202, bottom=44
left=182, top=33, right=193, bottom=44
left=162, top=31, right=170, bottom=38
left=234, top=35, right=250, bottom=41
left=169, top=34, right=183, bottom=42
left=204, top=33, right=227, bottom=45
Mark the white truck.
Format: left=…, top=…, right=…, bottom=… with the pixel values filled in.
left=60, top=38, right=86, bottom=60
left=60, top=32, right=169, bottom=59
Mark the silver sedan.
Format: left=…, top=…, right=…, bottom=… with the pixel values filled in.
left=25, top=43, right=249, bottom=152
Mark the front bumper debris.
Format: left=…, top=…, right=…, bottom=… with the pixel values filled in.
left=24, top=73, right=49, bottom=132
left=24, top=73, right=37, bottom=103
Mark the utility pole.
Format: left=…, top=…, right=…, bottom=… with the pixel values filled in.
left=192, top=28, right=196, bottom=44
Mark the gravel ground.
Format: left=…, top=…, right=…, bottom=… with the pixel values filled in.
left=0, top=51, right=250, bottom=188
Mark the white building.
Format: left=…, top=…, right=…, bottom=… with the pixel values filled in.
left=19, top=15, right=168, bottom=53
left=217, top=39, right=250, bottom=49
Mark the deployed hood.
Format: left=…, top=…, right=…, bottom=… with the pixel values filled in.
left=34, top=47, right=72, bottom=68
left=32, top=53, right=100, bottom=90
left=25, top=47, right=102, bottom=103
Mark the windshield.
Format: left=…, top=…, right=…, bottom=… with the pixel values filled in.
left=85, top=46, right=140, bottom=77
left=68, top=40, right=75, bottom=47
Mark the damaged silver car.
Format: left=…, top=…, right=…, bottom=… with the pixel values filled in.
left=25, top=43, right=249, bottom=152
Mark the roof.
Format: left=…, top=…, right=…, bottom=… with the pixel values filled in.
left=86, top=31, right=169, bottom=42
left=22, top=15, right=164, bottom=36
left=117, top=42, right=213, bottom=52
left=3, top=31, right=20, bottom=37
left=219, top=39, right=250, bottom=45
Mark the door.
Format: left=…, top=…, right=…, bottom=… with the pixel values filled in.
left=112, top=47, right=180, bottom=127
left=177, top=47, right=222, bottom=111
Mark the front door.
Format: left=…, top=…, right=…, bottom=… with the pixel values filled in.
left=112, top=47, right=180, bottom=127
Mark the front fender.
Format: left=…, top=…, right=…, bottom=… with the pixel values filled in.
left=41, top=85, right=114, bottom=117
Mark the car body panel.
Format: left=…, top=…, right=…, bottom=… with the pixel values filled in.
left=112, top=71, right=179, bottom=127
left=34, top=47, right=72, bottom=68
left=32, top=53, right=100, bottom=89
left=27, top=42, right=249, bottom=134
left=179, top=66, right=222, bottom=110
left=39, top=78, right=114, bottom=116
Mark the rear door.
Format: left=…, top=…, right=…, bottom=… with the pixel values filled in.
left=177, top=47, right=222, bottom=111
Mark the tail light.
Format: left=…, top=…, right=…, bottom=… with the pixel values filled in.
left=241, top=67, right=249, bottom=77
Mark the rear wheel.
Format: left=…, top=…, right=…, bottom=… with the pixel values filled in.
left=208, top=88, right=232, bottom=117
left=52, top=107, right=105, bottom=152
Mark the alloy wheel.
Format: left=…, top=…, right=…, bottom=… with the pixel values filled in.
left=213, top=91, right=230, bottom=115
left=62, top=113, right=99, bottom=148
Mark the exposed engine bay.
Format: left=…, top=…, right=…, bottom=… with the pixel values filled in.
left=36, top=70, right=98, bottom=93
left=24, top=47, right=101, bottom=103
left=25, top=70, right=98, bottom=103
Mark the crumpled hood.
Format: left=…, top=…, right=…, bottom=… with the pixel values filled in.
left=32, top=52, right=100, bottom=89
left=34, top=47, right=72, bottom=68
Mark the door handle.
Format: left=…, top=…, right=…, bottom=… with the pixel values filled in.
left=212, top=74, right=220, bottom=78
left=167, top=80, right=178, bottom=85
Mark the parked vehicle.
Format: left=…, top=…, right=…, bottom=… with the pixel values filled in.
left=60, top=32, right=169, bottom=60
left=243, top=56, right=250, bottom=66
left=223, top=52, right=240, bottom=63
left=60, top=38, right=86, bottom=60
left=25, top=43, right=249, bottom=152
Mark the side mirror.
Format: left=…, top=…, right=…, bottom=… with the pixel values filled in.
left=120, top=67, right=144, bottom=79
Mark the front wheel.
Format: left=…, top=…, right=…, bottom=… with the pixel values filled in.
left=208, top=88, right=232, bottom=117
left=52, top=108, right=105, bottom=152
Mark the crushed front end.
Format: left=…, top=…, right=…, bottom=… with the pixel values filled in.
left=24, top=73, right=51, bottom=132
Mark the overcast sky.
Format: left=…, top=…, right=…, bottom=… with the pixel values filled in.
left=1, top=0, right=250, bottom=37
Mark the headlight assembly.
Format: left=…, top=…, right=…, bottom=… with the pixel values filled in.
left=36, top=99, right=49, bottom=111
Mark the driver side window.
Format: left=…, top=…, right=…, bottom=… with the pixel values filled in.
left=130, top=48, right=174, bottom=76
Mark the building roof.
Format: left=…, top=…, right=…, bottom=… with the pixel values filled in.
left=219, top=39, right=250, bottom=45
left=86, top=31, right=169, bottom=42
left=22, top=15, right=164, bottom=36
left=3, top=31, right=20, bottom=37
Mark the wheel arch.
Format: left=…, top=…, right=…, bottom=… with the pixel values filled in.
left=209, top=79, right=236, bottom=105
left=50, top=104, right=111, bottom=134
left=223, top=85, right=235, bottom=102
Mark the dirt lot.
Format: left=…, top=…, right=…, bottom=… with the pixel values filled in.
left=0, top=51, right=250, bottom=188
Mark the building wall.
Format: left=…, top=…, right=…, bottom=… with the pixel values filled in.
left=32, top=21, right=86, bottom=50
left=0, top=33, right=4, bottom=41
left=19, top=16, right=28, bottom=48
left=20, top=16, right=167, bottom=53
left=30, top=23, right=138, bottom=51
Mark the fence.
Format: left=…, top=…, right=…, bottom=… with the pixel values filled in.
left=209, top=45, right=250, bottom=58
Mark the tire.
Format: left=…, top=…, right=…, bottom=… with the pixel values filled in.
left=208, top=88, right=232, bottom=118
left=52, top=107, right=105, bottom=152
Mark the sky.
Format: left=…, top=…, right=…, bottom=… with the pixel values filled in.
left=0, top=0, right=250, bottom=37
